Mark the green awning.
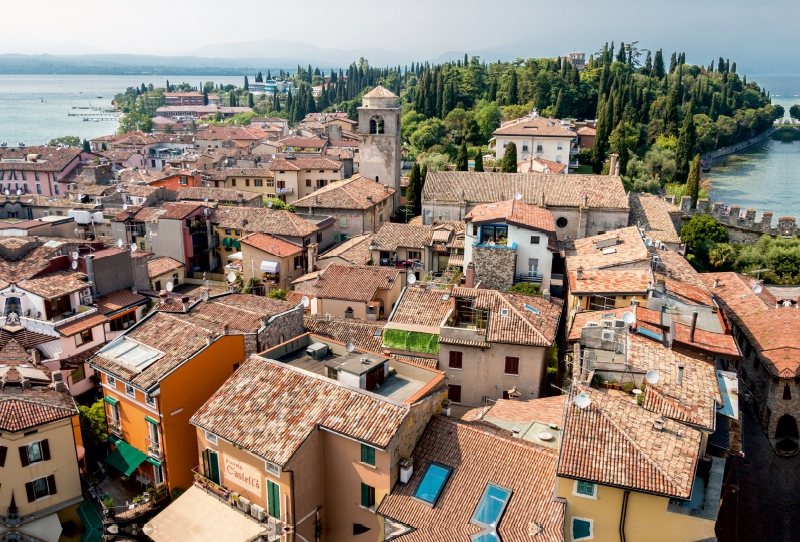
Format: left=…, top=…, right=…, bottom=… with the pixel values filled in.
left=103, top=395, right=119, bottom=405
left=107, top=434, right=122, bottom=446
left=145, top=415, right=159, bottom=425
left=222, top=237, right=232, bottom=248
left=105, top=439, right=148, bottom=477
left=78, top=501, right=104, bottom=542
left=146, top=457, right=163, bottom=467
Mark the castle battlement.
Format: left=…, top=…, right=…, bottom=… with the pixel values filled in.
left=669, top=195, right=798, bottom=237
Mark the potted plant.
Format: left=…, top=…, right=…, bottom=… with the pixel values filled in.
left=101, top=496, right=114, bottom=509
left=622, top=382, right=634, bottom=394
left=133, top=496, right=145, bottom=506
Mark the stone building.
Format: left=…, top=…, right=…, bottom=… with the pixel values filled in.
left=358, top=86, right=402, bottom=213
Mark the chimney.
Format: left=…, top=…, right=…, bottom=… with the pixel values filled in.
left=576, top=267, right=583, bottom=280
left=29, top=349, right=41, bottom=365
left=206, top=334, right=214, bottom=346
left=22, top=379, right=31, bottom=390
left=181, top=296, right=190, bottom=313
left=676, top=365, right=685, bottom=385
left=84, top=254, right=96, bottom=297
left=614, top=161, right=620, bottom=176
left=713, top=279, right=719, bottom=288
left=609, top=154, right=619, bottom=176
left=689, top=311, right=698, bottom=342
left=465, top=263, right=475, bottom=288
left=540, top=191, right=545, bottom=206
left=223, top=323, right=230, bottom=335
left=655, top=279, right=665, bottom=294
left=159, top=290, right=169, bottom=304
left=399, top=458, right=414, bottom=484
left=542, top=289, right=551, bottom=302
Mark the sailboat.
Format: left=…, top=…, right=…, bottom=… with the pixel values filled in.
left=96, top=90, right=103, bottom=98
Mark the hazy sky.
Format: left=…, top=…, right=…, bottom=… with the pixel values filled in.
left=2, top=0, right=799, bottom=73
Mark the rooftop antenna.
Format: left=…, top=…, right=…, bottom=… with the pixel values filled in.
left=573, top=393, right=591, bottom=409
left=166, top=281, right=173, bottom=292
left=645, top=369, right=660, bottom=385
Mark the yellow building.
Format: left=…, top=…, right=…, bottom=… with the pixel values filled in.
left=0, top=340, right=84, bottom=540
left=268, top=156, right=343, bottom=203
left=146, top=335, right=446, bottom=542
left=206, top=168, right=276, bottom=198
left=239, top=232, right=304, bottom=292
left=313, top=263, right=402, bottom=320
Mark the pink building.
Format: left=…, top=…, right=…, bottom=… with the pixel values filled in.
left=0, top=146, right=96, bottom=197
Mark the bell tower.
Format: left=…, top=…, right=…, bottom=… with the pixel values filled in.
left=358, top=85, right=401, bottom=213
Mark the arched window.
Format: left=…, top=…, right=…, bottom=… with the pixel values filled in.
left=345, top=307, right=354, bottom=319
left=776, top=414, right=799, bottom=439
left=369, top=116, right=385, bottom=134
left=784, top=384, right=792, bottom=400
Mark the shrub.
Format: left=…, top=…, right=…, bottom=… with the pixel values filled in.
left=622, top=382, right=634, bottom=394
left=171, top=488, right=185, bottom=500
left=507, top=283, right=542, bottom=295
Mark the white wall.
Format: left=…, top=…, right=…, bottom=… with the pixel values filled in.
left=496, top=135, right=574, bottom=166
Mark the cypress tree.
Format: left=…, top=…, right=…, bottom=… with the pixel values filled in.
left=255, top=71, right=263, bottom=83
left=507, top=69, right=518, bottom=105
left=406, top=163, right=421, bottom=217
left=248, top=93, right=254, bottom=108
left=230, top=91, right=236, bottom=107
left=166, top=79, right=171, bottom=92
left=473, top=151, right=484, bottom=172
left=663, top=87, right=680, bottom=137
left=592, top=96, right=609, bottom=173
left=501, top=142, right=518, bottom=173
left=554, top=89, right=564, bottom=119
left=455, top=141, right=469, bottom=171
left=685, top=154, right=701, bottom=207
left=675, top=100, right=697, bottom=182
left=669, top=52, right=677, bottom=74
left=273, top=87, right=281, bottom=112
left=643, top=51, right=652, bottom=75
left=420, top=163, right=428, bottom=186
left=616, top=42, right=627, bottom=63
left=244, top=76, right=249, bottom=90
left=653, top=50, right=665, bottom=79
left=82, top=139, right=90, bottom=153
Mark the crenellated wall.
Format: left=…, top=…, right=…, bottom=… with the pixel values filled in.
left=670, top=195, right=798, bottom=244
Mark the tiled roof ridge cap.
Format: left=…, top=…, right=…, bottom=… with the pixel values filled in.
left=499, top=291, right=551, bottom=344
left=444, top=414, right=558, bottom=456
left=161, top=310, right=218, bottom=336
left=644, top=384, right=703, bottom=427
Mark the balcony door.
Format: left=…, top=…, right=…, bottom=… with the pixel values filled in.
left=202, top=449, right=220, bottom=484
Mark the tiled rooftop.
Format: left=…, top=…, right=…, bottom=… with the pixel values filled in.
left=493, top=115, right=576, bottom=137
left=18, top=270, right=89, bottom=299
left=268, top=157, right=341, bottom=171
left=147, top=256, right=184, bottom=278
left=240, top=232, right=303, bottom=257
left=628, top=193, right=681, bottom=244
left=95, top=289, right=148, bottom=316
left=371, top=223, right=432, bottom=252
left=293, top=175, right=394, bottom=210
left=314, top=264, right=399, bottom=303
left=317, top=234, right=374, bottom=265
left=55, top=311, right=108, bottom=337
left=568, top=269, right=651, bottom=294
left=565, top=226, right=649, bottom=270
left=388, top=287, right=453, bottom=329
left=211, top=206, right=319, bottom=237
left=302, top=315, right=385, bottom=352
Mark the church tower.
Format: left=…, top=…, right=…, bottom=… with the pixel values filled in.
left=358, top=85, right=401, bottom=213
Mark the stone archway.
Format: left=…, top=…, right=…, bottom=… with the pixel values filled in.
left=775, top=414, right=799, bottom=439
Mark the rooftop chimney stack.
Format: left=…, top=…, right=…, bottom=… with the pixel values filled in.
left=609, top=154, right=619, bottom=177
left=181, top=296, right=190, bottom=313
left=159, top=290, right=169, bottom=304
left=576, top=267, right=583, bottom=281
left=689, top=311, right=698, bottom=342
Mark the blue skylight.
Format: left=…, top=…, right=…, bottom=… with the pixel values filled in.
left=414, top=463, right=452, bottom=505
left=637, top=326, right=663, bottom=341
left=471, top=484, right=512, bottom=527
left=524, top=304, right=541, bottom=315
left=472, top=533, right=500, bottom=542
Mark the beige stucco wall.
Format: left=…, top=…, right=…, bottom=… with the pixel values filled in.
left=319, top=298, right=367, bottom=319
left=439, top=342, right=548, bottom=406
left=555, top=476, right=716, bottom=542
left=0, top=417, right=82, bottom=519
left=240, top=243, right=302, bottom=292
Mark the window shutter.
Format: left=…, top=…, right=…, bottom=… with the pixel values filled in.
left=25, top=482, right=36, bottom=502
left=47, top=474, right=57, bottom=495
left=18, top=445, right=29, bottom=467
left=361, top=483, right=370, bottom=507
left=44, top=301, right=53, bottom=321
left=62, top=295, right=72, bottom=312
left=41, top=439, right=51, bottom=461
left=0, top=445, right=7, bottom=467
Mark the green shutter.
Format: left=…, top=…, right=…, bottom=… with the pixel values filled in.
left=361, top=444, right=375, bottom=466
left=208, top=451, right=220, bottom=484
left=577, top=481, right=594, bottom=496
left=222, top=237, right=232, bottom=248
left=267, top=480, right=280, bottom=518
left=103, top=395, right=119, bottom=406
left=361, top=483, right=371, bottom=507
left=573, top=519, right=592, bottom=539
left=144, top=416, right=159, bottom=425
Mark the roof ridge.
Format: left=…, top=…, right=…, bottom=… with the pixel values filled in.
left=500, top=292, right=550, bottom=344
left=442, top=416, right=558, bottom=457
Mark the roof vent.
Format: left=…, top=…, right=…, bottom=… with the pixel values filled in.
left=653, top=417, right=666, bottom=432
left=361, top=357, right=371, bottom=364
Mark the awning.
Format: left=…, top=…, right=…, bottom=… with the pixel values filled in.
left=78, top=501, right=104, bottom=542
left=147, top=457, right=163, bottom=467
left=145, top=415, right=159, bottom=425
left=260, top=260, right=280, bottom=274
left=448, top=253, right=464, bottom=267
left=222, top=237, right=232, bottom=248
left=144, top=485, right=265, bottom=542
left=227, top=251, right=243, bottom=261
left=105, top=438, right=148, bottom=477
left=0, top=512, right=64, bottom=542
left=103, top=395, right=119, bottom=406
left=76, top=444, right=86, bottom=460
left=431, top=229, right=451, bottom=243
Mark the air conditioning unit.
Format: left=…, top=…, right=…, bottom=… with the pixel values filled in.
left=237, top=497, right=251, bottom=513
left=601, top=329, right=616, bottom=342
left=43, top=210, right=50, bottom=217
left=250, top=504, right=266, bottom=521
left=82, top=294, right=93, bottom=306
left=612, top=319, right=626, bottom=328
left=600, top=319, right=613, bottom=327
left=306, top=342, right=328, bottom=360
left=585, top=321, right=600, bottom=327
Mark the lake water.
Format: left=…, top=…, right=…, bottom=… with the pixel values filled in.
left=0, top=74, right=245, bottom=145
left=706, top=75, right=800, bottom=221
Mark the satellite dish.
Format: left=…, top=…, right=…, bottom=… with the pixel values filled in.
left=201, top=290, right=209, bottom=301
left=16, top=189, right=21, bottom=196
left=301, top=296, right=310, bottom=307
left=3, top=189, right=8, bottom=196
left=645, top=369, right=660, bottom=385
left=514, top=192, right=522, bottom=201
left=142, top=523, right=156, bottom=536
left=345, top=341, right=355, bottom=353
left=622, top=311, right=636, bottom=326
left=227, top=271, right=237, bottom=283
left=573, top=393, right=591, bottom=409
left=203, top=195, right=209, bottom=203
left=166, top=282, right=173, bottom=292
left=131, top=244, right=137, bottom=252
left=116, top=239, right=123, bottom=248
left=752, top=283, right=763, bottom=294
left=71, top=251, right=79, bottom=260
left=70, top=261, right=78, bottom=270
left=122, top=203, right=128, bottom=210
left=407, top=274, right=416, bottom=285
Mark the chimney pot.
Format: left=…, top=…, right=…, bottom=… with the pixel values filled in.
left=576, top=267, right=583, bottom=281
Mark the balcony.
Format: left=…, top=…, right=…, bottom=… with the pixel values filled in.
left=667, top=456, right=724, bottom=521
left=472, top=241, right=517, bottom=251
left=191, top=232, right=209, bottom=252
left=514, top=272, right=543, bottom=284
left=570, top=146, right=580, bottom=155
left=107, top=416, right=122, bottom=437
left=146, top=437, right=164, bottom=461
left=276, top=187, right=293, bottom=194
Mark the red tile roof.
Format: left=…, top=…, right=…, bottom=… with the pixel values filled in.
left=389, top=287, right=453, bottom=329
left=268, top=157, right=341, bottom=171
left=315, top=264, right=399, bottom=303
left=566, top=226, right=649, bottom=270
left=95, top=289, right=148, bottom=316
left=371, top=223, right=431, bottom=252
left=55, top=311, right=108, bottom=337
left=293, top=175, right=394, bottom=210
left=147, top=257, right=184, bottom=278
left=302, top=315, right=385, bottom=352
left=240, top=233, right=303, bottom=257
left=569, top=269, right=651, bottom=294
left=465, top=396, right=566, bottom=427
left=317, top=234, right=374, bottom=266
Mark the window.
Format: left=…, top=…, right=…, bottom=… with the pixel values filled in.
left=21, top=440, right=50, bottom=466
left=556, top=155, right=562, bottom=163
left=345, top=307, right=354, bottom=319
left=360, top=444, right=376, bottom=466
left=448, top=384, right=462, bottom=403
left=572, top=518, right=593, bottom=540
left=414, top=463, right=452, bottom=505
left=360, top=483, right=376, bottom=508
left=255, top=179, right=263, bottom=187
left=785, top=385, right=792, bottom=400
left=471, top=483, right=512, bottom=532
left=294, top=256, right=301, bottom=269
left=536, top=144, right=543, bottom=152
left=75, top=328, right=93, bottom=346
left=522, top=143, right=529, bottom=151
left=306, top=170, right=312, bottom=173
left=180, top=176, right=188, bottom=185
left=401, top=188, right=407, bottom=197
left=71, top=364, right=86, bottom=383
left=225, top=229, right=231, bottom=235
left=204, top=431, right=218, bottom=445
left=449, top=351, right=463, bottom=369
left=53, top=172, right=58, bottom=182
left=153, top=463, right=164, bottom=486
left=339, top=216, right=347, bottom=228
left=231, top=179, right=236, bottom=186
left=556, top=217, right=568, bottom=228
left=353, top=524, right=371, bottom=535
left=54, top=184, right=60, bottom=195
left=502, top=141, right=508, bottom=148
left=531, top=235, right=540, bottom=244
left=266, top=461, right=281, bottom=477
left=23, top=183, right=28, bottom=193
left=107, top=375, right=117, bottom=388
left=234, top=229, right=241, bottom=236
left=26, top=476, right=56, bottom=502
left=125, top=384, right=136, bottom=398
left=36, top=183, right=42, bottom=194
left=110, top=311, right=136, bottom=332
left=504, top=356, right=519, bottom=375
left=34, top=171, right=39, bottom=182
left=245, top=179, right=250, bottom=186
left=574, top=480, right=597, bottom=498
left=268, top=480, right=281, bottom=518
left=146, top=394, right=156, bottom=407
left=479, top=225, right=508, bottom=245
left=557, top=142, right=563, bottom=150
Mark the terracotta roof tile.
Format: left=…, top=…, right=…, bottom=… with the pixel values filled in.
left=377, top=416, right=564, bottom=542
left=493, top=115, right=577, bottom=137
left=293, top=175, right=394, bottom=210
left=318, top=234, right=374, bottom=265
left=268, top=157, right=341, bottom=171
left=628, top=193, right=681, bottom=244
left=240, top=233, right=303, bottom=257
left=211, top=207, right=318, bottom=237
left=147, top=257, right=184, bottom=278
left=389, top=287, right=453, bottom=328
left=389, top=354, right=438, bottom=370
left=190, top=358, right=409, bottom=465
left=18, top=270, right=89, bottom=299
left=371, top=223, right=432, bottom=252
left=302, top=315, right=385, bottom=352
left=95, top=289, right=148, bottom=316
left=363, top=85, right=397, bottom=99
left=178, top=187, right=262, bottom=203
left=0, top=147, right=82, bottom=172
left=315, top=264, right=399, bottom=303
left=55, top=311, right=108, bottom=337
left=472, top=396, right=565, bottom=427
left=565, top=226, right=649, bottom=270
left=568, top=269, right=651, bottom=294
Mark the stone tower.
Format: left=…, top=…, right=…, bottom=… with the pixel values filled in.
left=358, top=85, right=401, bottom=213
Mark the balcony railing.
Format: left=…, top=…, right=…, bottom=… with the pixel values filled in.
left=570, top=147, right=580, bottom=155
left=276, top=187, right=293, bottom=194
left=107, top=416, right=122, bottom=436
left=146, top=437, right=163, bottom=461
left=472, top=241, right=517, bottom=250
left=514, top=273, right=543, bottom=284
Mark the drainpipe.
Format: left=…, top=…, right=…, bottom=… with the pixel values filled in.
left=84, top=254, right=96, bottom=297
left=618, top=489, right=629, bottom=542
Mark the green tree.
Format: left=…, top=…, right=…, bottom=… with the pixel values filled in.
left=508, top=283, right=541, bottom=295
left=255, top=71, right=263, bottom=83
left=473, top=151, right=484, bottom=172
left=685, top=154, right=701, bottom=207
left=609, top=121, right=637, bottom=175
left=78, top=399, right=108, bottom=447
left=264, top=198, right=295, bottom=212
left=507, top=69, right=518, bottom=105
left=82, top=139, right=90, bottom=153
left=474, top=101, right=501, bottom=141
left=790, top=104, right=800, bottom=122
left=653, top=49, right=665, bottom=79
left=118, top=111, right=153, bottom=134
left=272, top=87, right=281, bottom=112
left=662, top=87, right=680, bottom=137
left=47, top=136, right=81, bottom=147
left=406, top=162, right=422, bottom=216
left=553, top=89, right=564, bottom=119
left=455, top=141, right=469, bottom=171
left=681, top=214, right=728, bottom=255
left=267, top=289, right=288, bottom=300
left=675, top=100, right=697, bottom=182
left=500, top=141, right=517, bottom=173
left=244, top=76, right=249, bottom=90
left=709, top=243, right=736, bottom=268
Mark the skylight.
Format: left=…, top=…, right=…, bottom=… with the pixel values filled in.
left=524, top=304, right=541, bottom=315
left=471, top=484, right=512, bottom=528
left=414, top=463, right=452, bottom=506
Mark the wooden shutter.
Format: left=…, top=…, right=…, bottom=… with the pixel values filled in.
left=505, top=356, right=519, bottom=375
left=62, top=295, right=72, bottom=312
left=448, top=385, right=461, bottom=403
left=25, top=482, right=36, bottom=502
left=43, top=300, right=53, bottom=321
left=41, top=439, right=50, bottom=462
left=18, top=445, right=29, bottom=467
left=0, top=445, right=7, bottom=467
left=449, top=351, right=462, bottom=369
left=46, top=474, right=57, bottom=495
left=267, top=480, right=280, bottom=518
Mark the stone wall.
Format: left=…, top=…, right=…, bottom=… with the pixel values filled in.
left=256, top=307, right=304, bottom=354
left=672, top=195, right=798, bottom=244
left=472, top=245, right=516, bottom=291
